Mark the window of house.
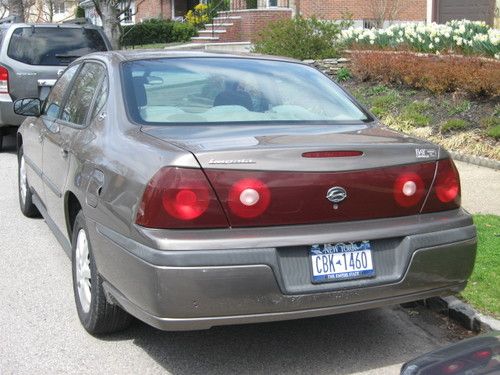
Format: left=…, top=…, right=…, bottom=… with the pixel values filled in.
left=363, top=19, right=377, bottom=29
left=120, top=0, right=135, bottom=23
left=54, top=1, right=66, bottom=14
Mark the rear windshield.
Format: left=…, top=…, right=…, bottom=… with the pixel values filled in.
left=7, top=27, right=107, bottom=66
left=121, top=58, right=370, bottom=125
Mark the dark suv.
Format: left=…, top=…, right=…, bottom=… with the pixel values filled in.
left=0, top=18, right=111, bottom=150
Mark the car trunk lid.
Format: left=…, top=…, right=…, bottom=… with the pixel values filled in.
left=141, top=124, right=443, bottom=227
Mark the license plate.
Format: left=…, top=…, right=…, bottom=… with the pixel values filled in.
left=310, top=241, right=375, bottom=283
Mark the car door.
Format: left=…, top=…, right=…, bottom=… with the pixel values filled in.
left=42, top=62, right=106, bottom=234
left=23, top=65, right=79, bottom=205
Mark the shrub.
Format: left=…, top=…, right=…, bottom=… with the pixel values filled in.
left=122, top=19, right=197, bottom=47
left=75, top=6, right=85, bottom=18
left=350, top=51, right=500, bottom=97
left=185, top=3, right=210, bottom=28
left=253, top=17, right=342, bottom=60
left=441, top=118, right=469, bottom=132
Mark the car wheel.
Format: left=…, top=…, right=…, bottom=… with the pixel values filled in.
left=18, top=146, right=41, bottom=217
left=72, top=211, right=133, bottom=335
left=0, top=134, right=3, bottom=152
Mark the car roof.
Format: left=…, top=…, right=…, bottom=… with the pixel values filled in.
left=0, top=22, right=102, bottom=30
left=83, top=49, right=302, bottom=64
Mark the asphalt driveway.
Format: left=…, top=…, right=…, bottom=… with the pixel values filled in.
left=0, top=134, right=478, bottom=374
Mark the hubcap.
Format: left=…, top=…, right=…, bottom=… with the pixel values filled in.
left=19, top=156, right=28, bottom=204
left=75, top=229, right=92, bottom=313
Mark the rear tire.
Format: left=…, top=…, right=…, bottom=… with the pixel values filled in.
left=18, top=146, right=41, bottom=217
left=71, top=211, right=132, bottom=335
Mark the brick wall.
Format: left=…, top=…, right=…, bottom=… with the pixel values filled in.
left=299, top=0, right=427, bottom=22
left=136, top=0, right=172, bottom=22
left=229, top=9, right=293, bottom=42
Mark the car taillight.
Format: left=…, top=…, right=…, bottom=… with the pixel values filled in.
left=136, top=167, right=228, bottom=229
left=0, top=66, right=9, bottom=94
left=441, top=361, right=465, bottom=374
left=393, top=172, right=425, bottom=207
left=422, top=158, right=461, bottom=213
left=472, top=349, right=492, bottom=361
left=228, top=178, right=271, bottom=218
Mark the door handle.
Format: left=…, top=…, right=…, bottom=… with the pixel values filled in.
left=60, top=148, right=69, bottom=159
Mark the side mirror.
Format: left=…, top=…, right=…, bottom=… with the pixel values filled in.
left=13, top=98, right=42, bottom=117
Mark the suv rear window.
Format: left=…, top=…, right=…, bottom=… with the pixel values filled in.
left=7, top=27, right=107, bottom=66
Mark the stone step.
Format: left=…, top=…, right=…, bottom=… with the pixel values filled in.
left=198, top=29, right=227, bottom=34
left=191, top=36, right=221, bottom=41
left=204, top=23, right=234, bottom=27
left=212, top=16, right=242, bottom=21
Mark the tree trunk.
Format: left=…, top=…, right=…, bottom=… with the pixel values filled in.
left=8, top=0, right=25, bottom=22
left=100, top=3, right=121, bottom=50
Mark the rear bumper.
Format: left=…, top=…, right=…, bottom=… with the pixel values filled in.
left=0, top=94, right=24, bottom=127
left=88, top=209, right=477, bottom=331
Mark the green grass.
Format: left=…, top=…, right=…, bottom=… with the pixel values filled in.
left=399, top=101, right=432, bottom=127
left=479, top=116, right=500, bottom=129
left=335, top=67, right=352, bottom=82
left=369, top=91, right=400, bottom=117
left=486, top=124, right=500, bottom=140
left=441, top=118, right=470, bottom=133
left=126, top=43, right=168, bottom=49
left=461, top=215, right=500, bottom=318
left=445, top=100, right=471, bottom=115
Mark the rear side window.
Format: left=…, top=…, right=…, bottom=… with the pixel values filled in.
left=43, top=65, right=79, bottom=119
left=61, top=62, right=106, bottom=126
left=7, top=27, right=107, bottom=66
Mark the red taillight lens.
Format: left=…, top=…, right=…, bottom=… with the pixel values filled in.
left=136, top=167, right=228, bottom=229
left=422, top=158, right=461, bottom=213
left=435, top=165, right=460, bottom=203
left=393, top=172, right=425, bottom=207
left=472, top=349, right=492, bottom=361
left=0, top=66, right=9, bottom=94
left=228, top=178, right=271, bottom=218
left=441, top=361, right=465, bottom=374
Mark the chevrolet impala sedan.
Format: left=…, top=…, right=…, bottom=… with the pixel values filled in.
left=14, top=51, right=477, bottom=334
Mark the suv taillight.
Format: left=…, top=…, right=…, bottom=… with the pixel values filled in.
left=422, top=158, right=461, bottom=213
left=0, top=66, right=8, bottom=94
left=136, top=167, right=228, bottom=229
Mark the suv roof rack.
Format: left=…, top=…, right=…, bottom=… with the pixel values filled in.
left=61, top=17, right=92, bottom=25
left=0, top=16, right=22, bottom=25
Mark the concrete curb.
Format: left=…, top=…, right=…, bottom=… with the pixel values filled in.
left=424, top=296, right=500, bottom=332
left=449, top=151, right=500, bottom=171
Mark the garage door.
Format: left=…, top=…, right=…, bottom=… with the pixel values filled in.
left=437, top=0, right=494, bottom=25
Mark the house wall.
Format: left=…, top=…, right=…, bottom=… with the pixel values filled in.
left=135, top=0, right=173, bottom=22
left=298, top=0, right=427, bottom=22
left=221, top=8, right=292, bottom=41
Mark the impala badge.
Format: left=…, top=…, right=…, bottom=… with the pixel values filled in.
left=326, top=187, right=347, bottom=204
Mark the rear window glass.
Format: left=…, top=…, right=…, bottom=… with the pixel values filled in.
left=7, top=27, right=107, bottom=66
left=121, top=58, right=370, bottom=125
